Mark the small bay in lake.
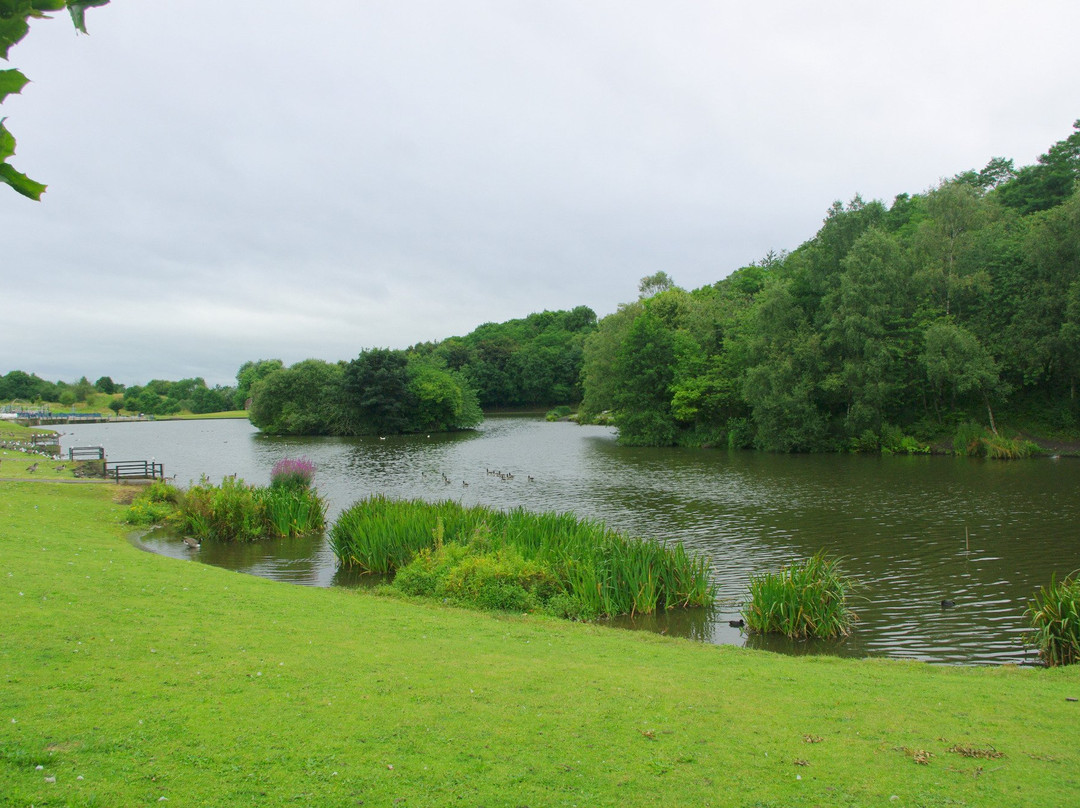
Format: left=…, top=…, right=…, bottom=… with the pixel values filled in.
left=58, top=416, right=1080, bottom=665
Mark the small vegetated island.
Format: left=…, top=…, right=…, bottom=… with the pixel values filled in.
left=329, top=495, right=715, bottom=620
left=244, top=306, right=597, bottom=436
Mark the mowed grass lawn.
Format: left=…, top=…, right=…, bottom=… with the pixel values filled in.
left=2, top=480, right=1078, bottom=807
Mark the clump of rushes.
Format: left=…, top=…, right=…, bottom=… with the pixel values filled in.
left=122, top=481, right=182, bottom=526
left=270, top=457, right=317, bottom=490
left=980, top=434, right=1041, bottom=460
left=1026, top=572, right=1080, bottom=667
left=329, top=495, right=715, bottom=619
left=742, top=551, right=856, bottom=640
left=177, top=474, right=326, bottom=543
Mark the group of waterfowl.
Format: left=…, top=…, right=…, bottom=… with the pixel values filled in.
left=1, top=459, right=69, bottom=475
left=423, top=469, right=538, bottom=487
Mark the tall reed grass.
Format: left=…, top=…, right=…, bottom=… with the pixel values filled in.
left=953, top=422, right=1041, bottom=459
left=1026, top=572, right=1080, bottom=666
left=329, top=495, right=715, bottom=618
left=742, top=551, right=855, bottom=640
left=177, top=476, right=326, bottom=543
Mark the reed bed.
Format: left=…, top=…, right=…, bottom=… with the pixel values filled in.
left=1026, top=572, right=1080, bottom=666
left=329, top=495, right=715, bottom=618
left=178, top=476, right=327, bottom=542
left=742, top=551, right=856, bottom=640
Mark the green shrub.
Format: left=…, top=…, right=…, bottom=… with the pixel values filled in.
left=980, top=434, right=1041, bottom=459
left=391, top=546, right=450, bottom=598
left=725, top=418, right=755, bottom=450
left=144, top=480, right=181, bottom=503
left=179, top=476, right=266, bottom=542
left=953, top=422, right=986, bottom=456
left=850, top=429, right=881, bottom=453
left=396, top=542, right=562, bottom=614
left=896, top=435, right=930, bottom=455
left=952, top=423, right=1040, bottom=459
left=1026, top=572, right=1080, bottom=667
left=742, top=551, right=856, bottom=640
left=122, top=481, right=182, bottom=526
left=877, top=424, right=930, bottom=455
left=545, top=405, right=573, bottom=421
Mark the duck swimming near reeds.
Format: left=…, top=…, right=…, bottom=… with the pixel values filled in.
left=183, top=537, right=201, bottom=550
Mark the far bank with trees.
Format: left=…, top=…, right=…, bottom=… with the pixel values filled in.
left=579, top=122, right=1080, bottom=454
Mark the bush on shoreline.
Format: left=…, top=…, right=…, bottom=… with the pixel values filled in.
left=953, top=422, right=1041, bottom=459
left=121, top=480, right=182, bottom=526
left=123, top=460, right=327, bottom=542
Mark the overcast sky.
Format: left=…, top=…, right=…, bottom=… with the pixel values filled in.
left=2, top=1, right=1077, bottom=387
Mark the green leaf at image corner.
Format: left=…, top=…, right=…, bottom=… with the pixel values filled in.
left=1, top=117, right=47, bottom=198
left=0, top=159, right=47, bottom=200
left=0, top=15, right=32, bottom=62
left=0, top=68, right=30, bottom=104
left=66, top=0, right=110, bottom=35
left=0, top=117, right=15, bottom=159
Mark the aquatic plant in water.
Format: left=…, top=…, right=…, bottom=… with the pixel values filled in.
left=177, top=475, right=326, bottom=542
left=742, top=551, right=856, bottom=640
left=329, top=495, right=715, bottom=619
left=1026, top=572, right=1080, bottom=666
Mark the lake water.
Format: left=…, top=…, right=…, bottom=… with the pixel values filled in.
left=58, top=416, right=1080, bottom=665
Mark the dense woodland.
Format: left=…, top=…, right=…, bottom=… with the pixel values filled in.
left=5, top=122, right=1078, bottom=449
left=581, top=122, right=1080, bottom=451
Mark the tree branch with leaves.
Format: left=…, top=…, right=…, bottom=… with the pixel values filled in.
left=0, top=0, right=109, bottom=199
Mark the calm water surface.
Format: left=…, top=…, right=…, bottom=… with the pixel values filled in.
left=59, top=417, right=1080, bottom=665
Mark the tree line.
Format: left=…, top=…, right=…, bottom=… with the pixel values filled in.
left=7, top=121, right=1077, bottom=446
left=0, top=370, right=238, bottom=415
left=580, top=122, right=1080, bottom=451
left=1, top=307, right=596, bottom=428
left=246, top=307, right=597, bottom=435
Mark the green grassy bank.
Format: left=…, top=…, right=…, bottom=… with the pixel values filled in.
left=2, top=480, right=1078, bottom=807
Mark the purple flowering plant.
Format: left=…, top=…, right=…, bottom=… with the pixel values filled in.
left=270, top=457, right=317, bottom=490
